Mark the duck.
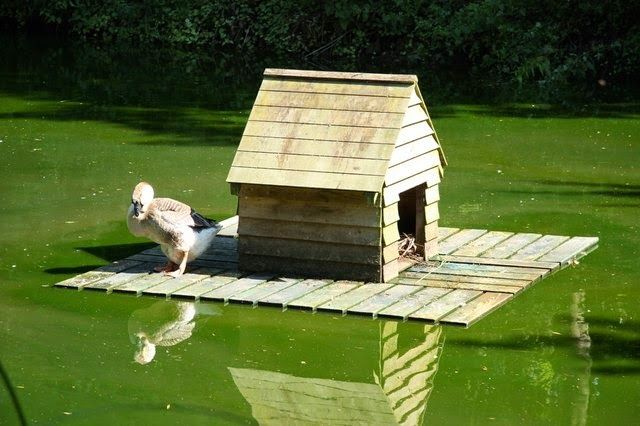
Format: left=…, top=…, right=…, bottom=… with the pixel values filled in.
left=126, top=181, right=221, bottom=277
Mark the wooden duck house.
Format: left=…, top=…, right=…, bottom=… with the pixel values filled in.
left=227, top=69, right=446, bottom=282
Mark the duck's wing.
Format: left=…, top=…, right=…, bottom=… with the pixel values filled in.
left=152, top=198, right=215, bottom=229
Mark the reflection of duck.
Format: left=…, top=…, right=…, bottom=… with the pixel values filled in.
left=128, top=301, right=220, bottom=364
left=127, top=181, right=221, bottom=277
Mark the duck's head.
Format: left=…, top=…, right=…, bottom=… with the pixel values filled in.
left=131, top=182, right=154, bottom=218
left=134, top=332, right=156, bottom=365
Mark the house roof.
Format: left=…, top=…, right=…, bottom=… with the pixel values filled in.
left=227, top=69, right=445, bottom=193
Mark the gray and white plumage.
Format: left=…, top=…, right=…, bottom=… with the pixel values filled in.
left=127, top=181, right=221, bottom=276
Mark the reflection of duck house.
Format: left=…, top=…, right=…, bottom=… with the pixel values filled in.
left=227, top=69, right=446, bottom=282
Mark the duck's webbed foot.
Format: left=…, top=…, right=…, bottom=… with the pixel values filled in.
left=155, top=261, right=178, bottom=273
left=165, top=251, right=188, bottom=278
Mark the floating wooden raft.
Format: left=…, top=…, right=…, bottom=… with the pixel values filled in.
left=53, top=216, right=598, bottom=327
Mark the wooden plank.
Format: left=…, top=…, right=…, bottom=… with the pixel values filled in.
left=383, top=167, right=440, bottom=204
left=233, top=151, right=389, bottom=176
left=383, top=241, right=399, bottom=263
left=228, top=167, right=383, bottom=193
left=377, top=287, right=452, bottom=319
left=382, top=259, right=399, bottom=282
left=411, top=261, right=547, bottom=276
left=438, top=229, right=488, bottom=255
left=54, top=259, right=141, bottom=289
left=111, top=272, right=173, bottom=295
left=407, top=266, right=541, bottom=282
left=263, top=68, right=417, bottom=84
left=385, top=151, right=441, bottom=185
left=239, top=255, right=381, bottom=283
left=200, top=272, right=276, bottom=302
left=171, top=271, right=245, bottom=299
left=142, top=268, right=222, bottom=297
left=239, top=217, right=380, bottom=247
left=408, top=88, right=422, bottom=107
left=237, top=136, right=395, bottom=161
left=260, top=77, right=413, bottom=97
left=408, top=289, right=482, bottom=322
left=424, top=185, right=440, bottom=204
left=400, top=270, right=531, bottom=288
left=389, top=136, right=439, bottom=166
left=259, top=279, right=333, bottom=307
left=217, top=216, right=239, bottom=237
left=480, top=233, right=542, bottom=259
left=451, top=231, right=514, bottom=257
left=425, top=221, right=439, bottom=240
left=239, top=236, right=380, bottom=265
left=437, top=254, right=559, bottom=270
left=317, top=284, right=394, bottom=314
left=394, top=276, right=522, bottom=294
left=424, top=203, right=439, bottom=224
left=83, top=262, right=162, bottom=291
left=401, top=104, right=429, bottom=127
left=438, top=227, right=459, bottom=240
left=229, top=277, right=302, bottom=305
left=253, top=90, right=409, bottom=113
left=440, top=292, right=513, bottom=326
left=510, top=235, right=571, bottom=260
left=536, top=236, right=599, bottom=265
left=382, top=224, right=400, bottom=245
left=239, top=184, right=375, bottom=205
left=382, top=203, right=399, bottom=226
left=239, top=196, right=380, bottom=228
left=286, top=281, right=361, bottom=310
left=348, top=284, right=420, bottom=316
left=396, top=121, right=434, bottom=146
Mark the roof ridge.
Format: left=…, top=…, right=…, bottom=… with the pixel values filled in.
left=264, top=68, right=417, bottom=84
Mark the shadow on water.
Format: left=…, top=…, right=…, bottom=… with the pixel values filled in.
left=43, top=242, right=157, bottom=275
left=499, top=180, right=640, bottom=202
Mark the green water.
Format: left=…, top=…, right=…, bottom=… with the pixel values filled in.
left=1, top=39, right=639, bottom=425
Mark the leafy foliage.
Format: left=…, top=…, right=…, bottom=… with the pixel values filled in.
left=1, top=0, right=638, bottom=100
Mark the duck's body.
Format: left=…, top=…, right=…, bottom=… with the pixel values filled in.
left=127, top=182, right=221, bottom=277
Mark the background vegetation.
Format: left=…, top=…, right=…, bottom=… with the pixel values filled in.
left=1, top=0, right=639, bottom=101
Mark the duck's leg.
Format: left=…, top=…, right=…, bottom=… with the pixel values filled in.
left=154, top=261, right=177, bottom=273
left=165, top=250, right=188, bottom=278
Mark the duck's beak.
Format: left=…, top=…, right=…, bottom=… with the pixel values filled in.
left=132, top=202, right=140, bottom=217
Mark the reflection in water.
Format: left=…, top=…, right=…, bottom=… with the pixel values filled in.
left=230, top=322, right=444, bottom=425
left=128, top=301, right=220, bottom=364
left=571, top=290, right=592, bottom=426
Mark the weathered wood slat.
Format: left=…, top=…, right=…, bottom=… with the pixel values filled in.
left=425, top=185, right=440, bottom=205
left=217, top=216, right=239, bottom=237
left=510, top=235, right=571, bottom=260
left=400, top=271, right=530, bottom=288
left=238, top=195, right=380, bottom=228
left=239, top=217, right=380, bottom=247
left=237, top=136, right=395, bottom=161
left=390, top=137, right=440, bottom=170
left=83, top=262, right=162, bottom=291
left=408, top=88, right=422, bottom=107
left=401, top=104, right=429, bottom=127
left=408, top=289, right=483, bottom=322
left=424, top=203, right=439, bottom=224
left=437, top=227, right=459, bottom=241
left=408, top=265, right=543, bottom=281
left=238, top=184, right=375, bottom=205
left=438, top=229, right=488, bottom=255
left=536, top=236, right=599, bottom=265
left=317, top=284, right=394, bottom=314
left=111, top=272, right=173, bottom=295
left=382, top=224, right=400, bottom=245
left=228, top=167, right=383, bottom=193
left=233, top=151, right=389, bottom=176
left=396, top=121, right=434, bottom=146
left=229, top=277, right=302, bottom=305
left=382, top=242, right=399, bottom=263
left=260, top=77, right=413, bottom=97
left=254, top=90, right=409, bottom=113
left=142, top=268, right=222, bottom=297
left=440, top=292, right=513, bottom=326
left=393, top=276, right=523, bottom=294
left=436, top=255, right=558, bottom=270
left=54, top=259, right=142, bottom=289
left=263, top=68, right=417, bottom=84
left=451, top=231, right=514, bottom=257
left=259, top=279, right=333, bottom=307
left=479, top=233, right=542, bottom=259
left=348, top=285, right=420, bottom=316
left=377, top=287, right=452, bottom=319
left=382, top=203, right=399, bottom=226
left=411, top=261, right=547, bottom=276
left=199, top=272, right=276, bottom=302
left=385, top=151, right=441, bottom=185
left=239, top=236, right=380, bottom=265
left=171, top=271, right=245, bottom=299
left=286, top=281, right=361, bottom=310
left=383, top=167, right=440, bottom=203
